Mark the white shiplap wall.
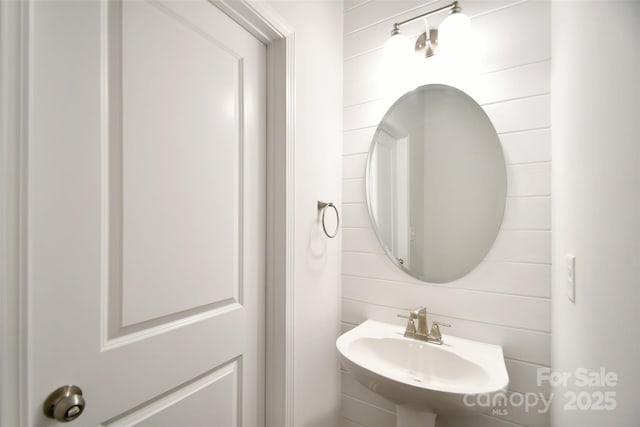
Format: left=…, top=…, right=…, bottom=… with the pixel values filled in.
left=341, top=1, right=551, bottom=426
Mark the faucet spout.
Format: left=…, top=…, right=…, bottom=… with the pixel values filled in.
left=398, top=307, right=451, bottom=345
left=412, top=307, right=428, bottom=337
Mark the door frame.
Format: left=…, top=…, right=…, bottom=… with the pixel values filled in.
left=0, top=1, right=296, bottom=426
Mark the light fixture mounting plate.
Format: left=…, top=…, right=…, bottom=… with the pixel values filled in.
left=415, top=29, right=439, bottom=57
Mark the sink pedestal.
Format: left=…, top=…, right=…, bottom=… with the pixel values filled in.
left=396, top=405, right=437, bottom=427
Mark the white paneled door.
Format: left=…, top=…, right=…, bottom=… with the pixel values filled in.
left=27, top=0, right=265, bottom=425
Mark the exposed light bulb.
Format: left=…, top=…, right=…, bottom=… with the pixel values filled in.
left=382, top=32, right=416, bottom=96
left=437, top=12, right=472, bottom=56
left=383, top=33, right=412, bottom=64
left=436, top=12, right=473, bottom=84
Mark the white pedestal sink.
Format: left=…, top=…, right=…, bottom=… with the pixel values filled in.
left=336, top=320, right=509, bottom=427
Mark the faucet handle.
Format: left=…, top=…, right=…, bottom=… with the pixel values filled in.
left=428, top=321, right=451, bottom=344
left=433, top=321, right=451, bottom=328
left=397, top=314, right=417, bottom=336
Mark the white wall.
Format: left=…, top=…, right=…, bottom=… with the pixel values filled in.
left=551, top=1, right=640, bottom=426
left=341, top=1, right=551, bottom=426
left=265, top=2, right=344, bottom=427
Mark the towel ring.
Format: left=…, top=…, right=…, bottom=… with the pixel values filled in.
left=318, top=201, right=339, bottom=239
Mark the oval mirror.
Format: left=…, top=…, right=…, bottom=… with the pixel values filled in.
left=366, top=84, right=506, bottom=283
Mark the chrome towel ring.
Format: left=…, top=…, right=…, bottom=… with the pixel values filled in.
left=318, top=201, right=340, bottom=239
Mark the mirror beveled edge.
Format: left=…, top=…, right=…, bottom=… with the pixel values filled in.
left=365, top=83, right=507, bottom=284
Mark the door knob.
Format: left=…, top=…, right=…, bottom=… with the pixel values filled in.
left=43, top=385, right=85, bottom=422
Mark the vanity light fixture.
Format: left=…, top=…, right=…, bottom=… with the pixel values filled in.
left=384, top=1, right=471, bottom=61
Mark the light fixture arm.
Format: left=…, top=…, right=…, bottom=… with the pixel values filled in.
left=391, top=1, right=461, bottom=35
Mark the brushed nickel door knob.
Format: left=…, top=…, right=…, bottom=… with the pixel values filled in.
left=43, top=385, right=85, bottom=422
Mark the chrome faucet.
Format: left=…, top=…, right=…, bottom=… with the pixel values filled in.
left=397, top=307, right=451, bottom=345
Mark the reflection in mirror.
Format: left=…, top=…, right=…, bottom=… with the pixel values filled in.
left=367, top=84, right=506, bottom=283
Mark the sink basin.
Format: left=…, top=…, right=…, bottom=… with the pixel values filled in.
left=336, top=320, right=509, bottom=425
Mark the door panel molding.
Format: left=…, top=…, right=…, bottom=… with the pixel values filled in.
left=0, top=1, right=295, bottom=426
left=100, top=0, right=245, bottom=344
left=102, top=358, right=241, bottom=427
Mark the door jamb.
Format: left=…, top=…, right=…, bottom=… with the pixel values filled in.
left=0, top=1, right=295, bottom=426
left=211, top=2, right=296, bottom=426
left=0, top=0, right=28, bottom=425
